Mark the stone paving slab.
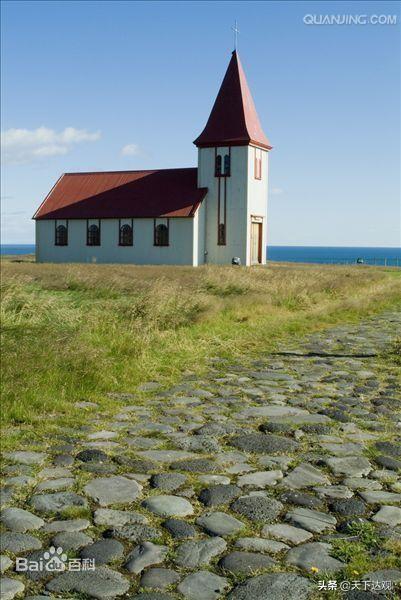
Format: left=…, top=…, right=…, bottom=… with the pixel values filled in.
left=1, top=310, right=401, bottom=598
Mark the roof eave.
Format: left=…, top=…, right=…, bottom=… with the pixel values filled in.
left=32, top=173, right=65, bottom=219
left=194, top=139, right=272, bottom=151
left=35, top=213, right=200, bottom=220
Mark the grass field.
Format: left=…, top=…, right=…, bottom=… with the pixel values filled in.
left=1, top=257, right=401, bottom=449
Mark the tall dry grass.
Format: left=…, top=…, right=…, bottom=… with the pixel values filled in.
left=1, top=260, right=400, bottom=436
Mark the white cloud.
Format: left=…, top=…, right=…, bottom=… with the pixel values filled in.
left=1, top=126, right=101, bottom=164
left=270, top=187, right=284, bottom=195
left=120, top=143, right=141, bottom=157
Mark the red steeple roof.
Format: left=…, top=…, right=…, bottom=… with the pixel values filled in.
left=194, top=51, right=272, bottom=150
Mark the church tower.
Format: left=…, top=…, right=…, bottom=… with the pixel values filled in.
left=194, top=51, right=272, bottom=265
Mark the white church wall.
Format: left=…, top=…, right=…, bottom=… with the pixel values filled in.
left=246, top=147, right=268, bottom=265
left=36, top=218, right=195, bottom=265
left=192, top=210, right=199, bottom=266
left=194, top=202, right=206, bottom=266
left=198, top=146, right=249, bottom=265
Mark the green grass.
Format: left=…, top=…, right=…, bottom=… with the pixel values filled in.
left=387, top=339, right=401, bottom=366
left=1, top=259, right=401, bottom=449
left=331, top=521, right=401, bottom=581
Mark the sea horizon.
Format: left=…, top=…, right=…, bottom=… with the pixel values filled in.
left=1, top=244, right=400, bottom=266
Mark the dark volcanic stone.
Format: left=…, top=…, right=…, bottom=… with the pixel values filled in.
left=230, top=433, right=299, bottom=454
left=198, top=484, right=241, bottom=507
left=76, top=449, right=109, bottom=463
left=105, top=524, right=161, bottom=542
left=46, top=566, right=130, bottom=598
left=320, top=409, right=349, bottom=423
left=336, top=403, right=351, bottom=412
left=259, top=423, right=294, bottom=434
left=140, top=568, right=180, bottom=590
left=115, top=456, right=156, bottom=472
left=219, top=551, right=275, bottom=575
left=3, top=464, right=33, bottom=476
left=1, top=532, right=42, bottom=553
left=329, top=499, right=366, bottom=517
left=163, top=518, right=197, bottom=539
left=53, top=454, right=74, bottom=467
left=30, top=492, right=87, bottom=514
left=195, top=423, right=238, bottom=435
left=231, top=495, right=283, bottom=522
left=280, top=490, right=323, bottom=509
left=375, top=441, right=401, bottom=457
left=53, top=443, right=75, bottom=453
left=375, top=455, right=401, bottom=471
left=354, top=386, right=371, bottom=395
left=301, top=424, right=332, bottom=434
left=150, top=473, right=187, bottom=491
left=52, top=531, right=92, bottom=551
left=227, top=572, right=312, bottom=600
left=170, top=459, right=217, bottom=473
left=80, top=539, right=124, bottom=564
left=23, top=550, right=54, bottom=581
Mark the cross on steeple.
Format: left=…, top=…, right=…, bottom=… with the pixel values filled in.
left=232, top=20, right=240, bottom=50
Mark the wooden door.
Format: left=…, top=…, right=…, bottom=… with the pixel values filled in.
left=251, top=222, right=262, bottom=264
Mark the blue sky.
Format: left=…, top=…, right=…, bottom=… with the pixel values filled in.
left=1, top=0, right=400, bottom=246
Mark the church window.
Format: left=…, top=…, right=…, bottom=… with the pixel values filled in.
left=215, top=154, right=222, bottom=177
left=154, top=221, right=169, bottom=246
left=55, top=222, right=68, bottom=246
left=217, top=179, right=227, bottom=245
left=218, top=223, right=226, bottom=245
left=87, top=222, right=100, bottom=246
left=119, top=221, right=133, bottom=246
left=224, top=154, right=231, bottom=176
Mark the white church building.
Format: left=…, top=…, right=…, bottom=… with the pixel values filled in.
left=34, top=51, right=272, bottom=266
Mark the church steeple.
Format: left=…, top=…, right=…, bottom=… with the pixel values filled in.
left=194, top=51, right=271, bottom=150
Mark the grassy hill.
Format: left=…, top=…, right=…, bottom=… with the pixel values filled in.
left=1, top=257, right=400, bottom=449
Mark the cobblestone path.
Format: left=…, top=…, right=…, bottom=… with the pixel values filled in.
left=1, top=311, right=401, bottom=600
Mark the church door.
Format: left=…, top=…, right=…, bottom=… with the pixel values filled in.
left=250, top=221, right=262, bottom=264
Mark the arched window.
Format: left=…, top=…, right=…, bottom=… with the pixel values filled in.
left=154, top=223, right=169, bottom=246
left=215, top=154, right=222, bottom=177
left=87, top=223, right=100, bottom=246
left=119, top=223, right=133, bottom=246
left=224, top=154, right=230, bottom=176
left=55, top=224, right=68, bottom=246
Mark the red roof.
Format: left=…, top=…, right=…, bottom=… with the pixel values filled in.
left=194, top=51, right=271, bottom=150
left=34, top=168, right=207, bottom=220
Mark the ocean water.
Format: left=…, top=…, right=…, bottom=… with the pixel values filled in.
left=268, top=246, right=401, bottom=267
left=1, top=244, right=36, bottom=255
left=1, top=244, right=400, bottom=266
